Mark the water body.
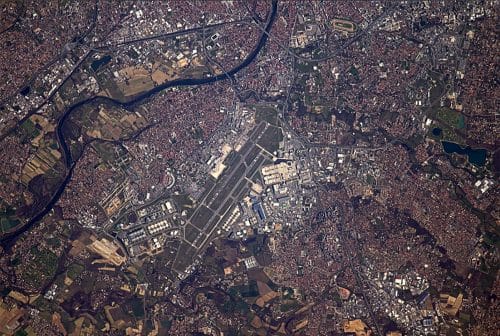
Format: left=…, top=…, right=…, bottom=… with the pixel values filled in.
left=0, top=0, right=278, bottom=249
left=432, top=127, right=442, bottom=137
left=442, top=141, right=487, bottom=166
left=20, top=86, right=31, bottom=96
left=90, top=55, right=112, bottom=72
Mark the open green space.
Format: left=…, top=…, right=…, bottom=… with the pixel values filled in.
left=349, top=65, right=360, bottom=81
left=47, top=237, right=61, bottom=248
left=160, top=319, right=172, bottom=329
left=18, top=119, right=40, bottom=143
left=91, top=55, right=112, bottom=72
left=97, top=75, right=126, bottom=102
left=296, top=61, right=317, bottom=73
left=245, top=146, right=261, bottom=165
left=173, top=241, right=197, bottom=272
left=184, top=224, right=201, bottom=243
left=92, top=142, right=121, bottom=163
left=249, top=122, right=266, bottom=142
left=1, top=216, right=20, bottom=233
left=335, top=22, right=354, bottom=29
left=429, top=83, right=445, bottom=103
left=67, top=263, right=85, bottom=280
left=255, top=106, right=279, bottom=126
left=20, top=246, right=58, bottom=288
left=246, top=155, right=267, bottom=179
left=366, top=174, right=376, bottom=185
left=172, top=194, right=195, bottom=217
left=428, top=126, right=461, bottom=143
left=229, top=280, right=259, bottom=298
left=126, top=297, right=144, bottom=318
left=220, top=198, right=234, bottom=216
left=190, top=205, right=213, bottom=230
left=14, top=329, right=28, bottom=336
left=231, top=179, right=248, bottom=198
left=280, top=300, right=300, bottom=312
left=0, top=203, right=20, bottom=233
left=221, top=298, right=249, bottom=315
left=257, top=125, right=282, bottom=154
left=427, top=108, right=466, bottom=143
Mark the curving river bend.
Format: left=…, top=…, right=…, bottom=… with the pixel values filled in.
left=1, top=0, right=278, bottom=250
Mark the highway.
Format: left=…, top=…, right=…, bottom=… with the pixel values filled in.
left=0, top=0, right=279, bottom=250
left=247, top=1, right=399, bottom=63
left=95, top=18, right=251, bottom=49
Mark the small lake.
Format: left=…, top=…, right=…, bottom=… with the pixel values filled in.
left=441, top=141, right=487, bottom=166
left=91, top=55, right=112, bottom=71
left=432, top=127, right=442, bottom=136
left=20, top=86, right=30, bottom=96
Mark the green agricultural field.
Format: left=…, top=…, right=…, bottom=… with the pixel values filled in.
left=0, top=204, right=20, bottom=233
left=229, top=281, right=259, bottom=298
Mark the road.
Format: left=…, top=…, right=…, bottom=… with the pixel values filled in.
left=95, top=18, right=250, bottom=49
left=337, top=223, right=383, bottom=336
left=248, top=1, right=399, bottom=63
left=0, top=0, right=279, bottom=249
left=169, top=121, right=274, bottom=274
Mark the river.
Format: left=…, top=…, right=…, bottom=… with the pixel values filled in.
left=1, top=0, right=278, bottom=250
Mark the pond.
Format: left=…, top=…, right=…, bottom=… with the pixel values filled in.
left=432, top=127, right=442, bottom=136
left=91, top=55, right=112, bottom=71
